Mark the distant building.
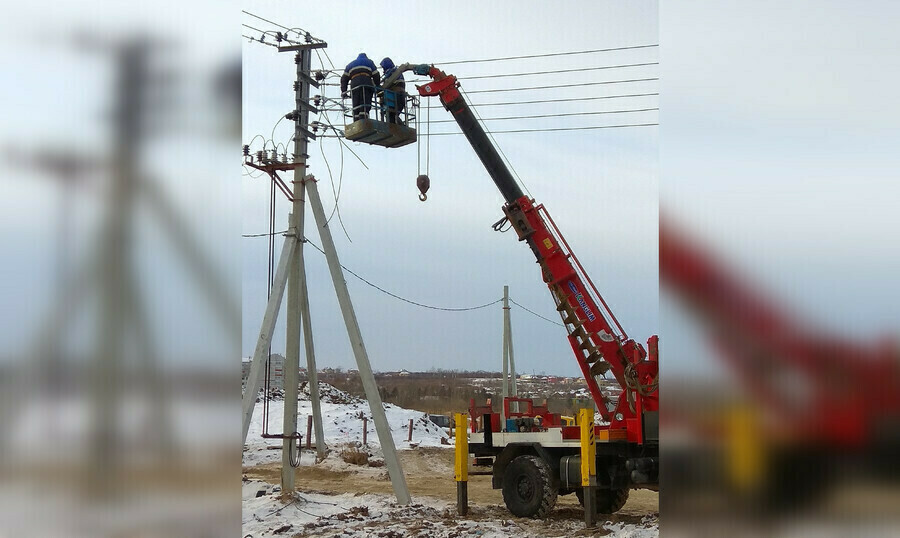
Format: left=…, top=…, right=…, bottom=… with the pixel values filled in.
left=399, top=369, right=411, bottom=377
left=267, top=354, right=285, bottom=390
left=240, top=354, right=285, bottom=390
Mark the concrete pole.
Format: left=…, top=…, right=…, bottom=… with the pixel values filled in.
left=507, top=293, right=518, bottom=400
left=282, top=212, right=301, bottom=489
left=501, top=285, right=510, bottom=427
left=295, top=185, right=326, bottom=459
left=282, top=46, right=315, bottom=490
left=241, top=234, right=297, bottom=445
left=306, top=177, right=411, bottom=505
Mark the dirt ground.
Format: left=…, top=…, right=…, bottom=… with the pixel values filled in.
left=244, top=447, right=658, bottom=524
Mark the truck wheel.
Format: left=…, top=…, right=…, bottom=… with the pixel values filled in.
left=576, top=487, right=630, bottom=514
left=501, top=455, right=558, bottom=518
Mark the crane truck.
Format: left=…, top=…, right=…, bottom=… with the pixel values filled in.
left=342, top=64, right=659, bottom=518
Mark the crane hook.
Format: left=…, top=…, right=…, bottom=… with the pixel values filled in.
left=416, top=174, right=430, bottom=202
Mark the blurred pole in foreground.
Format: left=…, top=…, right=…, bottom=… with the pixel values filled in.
left=0, top=3, right=240, bottom=534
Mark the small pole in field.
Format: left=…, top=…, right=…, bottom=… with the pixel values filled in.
left=580, top=408, right=597, bottom=527
left=306, top=415, right=313, bottom=450
left=363, top=416, right=368, bottom=446
left=455, top=412, right=469, bottom=515
left=408, top=418, right=414, bottom=442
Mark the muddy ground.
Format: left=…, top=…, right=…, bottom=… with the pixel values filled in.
left=244, top=447, right=658, bottom=526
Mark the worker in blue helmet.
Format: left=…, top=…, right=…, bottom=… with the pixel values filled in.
left=340, top=53, right=380, bottom=120
left=379, top=57, right=406, bottom=124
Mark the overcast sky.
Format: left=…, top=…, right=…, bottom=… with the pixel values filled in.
left=242, top=1, right=659, bottom=376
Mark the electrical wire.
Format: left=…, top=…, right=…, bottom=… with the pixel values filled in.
left=242, top=230, right=288, bottom=238
left=425, top=107, right=659, bottom=124
left=242, top=34, right=278, bottom=48
left=271, top=115, right=285, bottom=148
left=465, top=92, right=659, bottom=108
left=241, top=23, right=300, bottom=47
left=465, top=78, right=659, bottom=94
left=309, top=47, right=352, bottom=241
left=242, top=10, right=303, bottom=34
left=242, top=164, right=264, bottom=178
left=435, top=44, right=659, bottom=65
left=421, top=123, right=658, bottom=136
left=509, top=298, right=565, bottom=327
left=318, top=132, right=352, bottom=242
left=302, top=238, right=503, bottom=312
left=457, top=62, right=658, bottom=81
left=241, top=24, right=283, bottom=41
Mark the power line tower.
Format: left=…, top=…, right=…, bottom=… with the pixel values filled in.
left=241, top=27, right=410, bottom=504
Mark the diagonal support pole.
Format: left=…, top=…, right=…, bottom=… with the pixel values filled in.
left=242, top=233, right=298, bottom=445
left=305, top=176, right=411, bottom=505
left=294, top=186, right=327, bottom=459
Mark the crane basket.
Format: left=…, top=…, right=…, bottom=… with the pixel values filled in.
left=342, top=82, right=419, bottom=148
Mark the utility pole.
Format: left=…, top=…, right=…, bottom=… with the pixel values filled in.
left=4, top=34, right=240, bottom=493
left=500, top=285, right=518, bottom=426
left=241, top=28, right=409, bottom=503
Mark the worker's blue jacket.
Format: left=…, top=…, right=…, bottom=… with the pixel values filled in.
left=380, top=57, right=405, bottom=91
left=340, top=53, right=380, bottom=92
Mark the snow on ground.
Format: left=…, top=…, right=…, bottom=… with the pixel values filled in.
left=242, top=479, right=658, bottom=538
left=244, top=382, right=451, bottom=466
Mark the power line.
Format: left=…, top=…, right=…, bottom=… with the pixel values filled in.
left=465, top=92, right=659, bottom=108
left=458, top=62, right=658, bottom=81
left=242, top=230, right=288, bottom=238
left=302, top=239, right=503, bottom=312
left=242, top=10, right=297, bottom=32
left=435, top=44, right=659, bottom=65
left=465, top=78, right=659, bottom=95
left=426, top=107, right=659, bottom=124
left=509, top=298, right=564, bottom=327
left=422, top=123, right=658, bottom=136
left=242, top=34, right=278, bottom=48
left=243, top=229, right=503, bottom=312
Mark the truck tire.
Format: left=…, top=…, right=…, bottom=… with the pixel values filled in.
left=501, top=455, right=558, bottom=518
left=576, top=487, right=630, bottom=514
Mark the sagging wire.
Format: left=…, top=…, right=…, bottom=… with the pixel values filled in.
left=303, top=237, right=503, bottom=312
left=318, top=134, right=351, bottom=242
left=271, top=115, right=285, bottom=148
left=242, top=164, right=263, bottom=178
left=315, top=48, right=352, bottom=242
left=509, top=298, right=565, bottom=327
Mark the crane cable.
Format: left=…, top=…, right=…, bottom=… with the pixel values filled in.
left=624, top=362, right=659, bottom=414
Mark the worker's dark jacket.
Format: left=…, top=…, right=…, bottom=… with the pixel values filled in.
left=380, top=58, right=406, bottom=121
left=380, top=58, right=406, bottom=93
left=341, top=54, right=381, bottom=118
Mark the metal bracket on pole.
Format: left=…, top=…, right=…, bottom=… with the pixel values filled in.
left=305, top=175, right=412, bottom=505
left=242, top=233, right=298, bottom=445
